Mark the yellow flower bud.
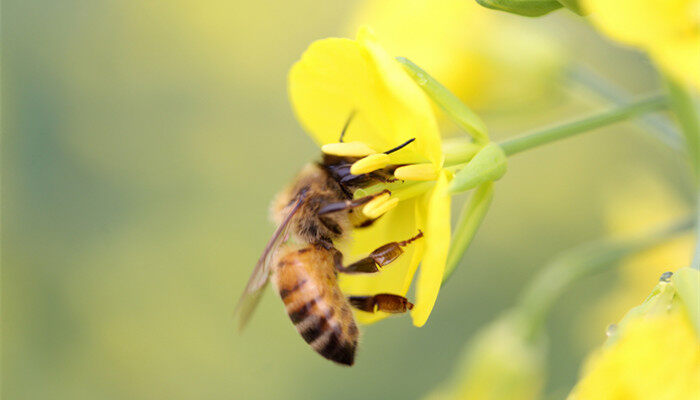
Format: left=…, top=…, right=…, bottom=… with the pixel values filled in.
left=569, top=268, right=700, bottom=400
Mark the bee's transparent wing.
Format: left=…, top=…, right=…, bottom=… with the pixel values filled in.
left=233, top=193, right=306, bottom=331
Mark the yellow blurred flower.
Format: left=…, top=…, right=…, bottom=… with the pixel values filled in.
left=347, top=0, right=565, bottom=113
left=579, top=177, right=694, bottom=344
left=569, top=269, right=700, bottom=400
left=424, top=315, right=545, bottom=400
left=582, top=0, right=700, bottom=89
left=288, top=27, right=452, bottom=326
left=570, top=312, right=700, bottom=400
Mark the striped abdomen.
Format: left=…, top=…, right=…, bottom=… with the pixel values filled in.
left=272, top=246, right=359, bottom=366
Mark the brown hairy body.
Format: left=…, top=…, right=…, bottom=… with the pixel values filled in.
left=235, top=149, right=418, bottom=366
left=272, top=164, right=353, bottom=246
left=272, top=244, right=358, bottom=365
left=270, top=164, right=359, bottom=365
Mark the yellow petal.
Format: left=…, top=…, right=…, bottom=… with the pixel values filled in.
left=321, top=141, right=377, bottom=157
left=338, top=199, right=424, bottom=324
left=288, top=28, right=443, bottom=165
left=357, top=27, right=443, bottom=167
left=569, top=312, right=700, bottom=400
left=582, top=0, right=700, bottom=89
left=411, top=170, right=451, bottom=327
left=582, top=0, right=694, bottom=47
left=651, top=37, right=700, bottom=90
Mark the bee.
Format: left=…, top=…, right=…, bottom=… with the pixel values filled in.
left=234, top=116, right=423, bottom=366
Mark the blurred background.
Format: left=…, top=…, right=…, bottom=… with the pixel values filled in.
left=3, top=1, right=695, bottom=399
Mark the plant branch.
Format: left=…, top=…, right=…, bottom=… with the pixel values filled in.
left=515, top=215, right=695, bottom=340
left=499, top=95, right=669, bottom=156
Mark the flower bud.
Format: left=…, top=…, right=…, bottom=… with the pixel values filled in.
left=476, top=0, right=563, bottom=17
left=449, top=143, right=506, bottom=194
left=443, top=183, right=494, bottom=283
left=568, top=268, right=700, bottom=399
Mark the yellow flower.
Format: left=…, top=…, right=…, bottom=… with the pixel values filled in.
left=569, top=268, right=700, bottom=400
left=570, top=311, right=700, bottom=400
left=578, top=178, right=694, bottom=345
left=288, top=27, right=451, bottom=326
left=347, top=0, right=565, bottom=112
left=424, top=315, right=545, bottom=400
left=582, top=0, right=700, bottom=89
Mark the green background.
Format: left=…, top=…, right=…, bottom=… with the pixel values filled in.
left=3, top=1, right=692, bottom=399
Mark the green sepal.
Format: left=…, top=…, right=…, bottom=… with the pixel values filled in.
left=449, top=143, right=507, bottom=194
left=556, top=0, right=585, bottom=14
left=475, top=0, right=563, bottom=17
left=673, top=267, right=700, bottom=337
left=442, top=183, right=494, bottom=284
left=396, top=57, right=489, bottom=143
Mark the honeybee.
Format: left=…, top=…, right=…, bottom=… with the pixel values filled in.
left=234, top=116, right=422, bottom=366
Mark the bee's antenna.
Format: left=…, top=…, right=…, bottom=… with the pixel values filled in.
left=384, top=137, right=416, bottom=154
left=338, top=110, right=357, bottom=143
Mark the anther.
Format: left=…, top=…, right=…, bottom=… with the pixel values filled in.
left=350, top=153, right=391, bottom=175
left=363, top=193, right=399, bottom=219
left=393, top=163, right=439, bottom=181
left=322, top=142, right=376, bottom=157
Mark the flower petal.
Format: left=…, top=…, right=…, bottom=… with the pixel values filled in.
left=288, top=28, right=442, bottom=165
left=338, top=199, right=424, bottom=324
left=411, top=170, right=451, bottom=327
left=357, top=28, right=443, bottom=166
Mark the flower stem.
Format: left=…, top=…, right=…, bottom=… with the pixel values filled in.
left=663, top=76, right=700, bottom=270
left=665, top=77, right=700, bottom=182
left=515, top=215, right=694, bottom=340
left=499, top=95, right=669, bottom=157
left=567, top=65, right=682, bottom=150
left=693, top=190, right=700, bottom=270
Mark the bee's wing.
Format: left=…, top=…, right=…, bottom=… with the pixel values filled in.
left=233, top=192, right=306, bottom=331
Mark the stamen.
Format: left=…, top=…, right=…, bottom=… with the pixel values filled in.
left=362, top=193, right=399, bottom=219
left=350, top=153, right=391, bottom=175
left=322, top=142, right=376, bottom=157
left=338, top=110, right=357, bottom=143
left=384, top=138, right=415, bottom=154
left=393, top=163, right=439, bottom=181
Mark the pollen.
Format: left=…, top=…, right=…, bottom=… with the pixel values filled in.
left=350, top=153, right=391, bottom=175
left=321, top=141, right=376, bottom=157
left=363, top=192, right=399, bottom=219
left=394, top=163, right=439, bottom=181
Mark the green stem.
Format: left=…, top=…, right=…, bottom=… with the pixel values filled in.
left=664, top=77, right=700, bottom=270
left=694, top=192, right=700, bottom=270
left=499, top=95, right=669, bottom=156
left=665, top=77, right=700, bottom=182
left=515, top=215, right=694, bottom=340
left=568, top=65, right=682, bottom=150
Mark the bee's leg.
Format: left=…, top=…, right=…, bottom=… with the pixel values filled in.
left=335, top=231, right=423, bottom=274
left=317, top=189, right=390, bottom=215
left=348, top=294, right=413, bottom=313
